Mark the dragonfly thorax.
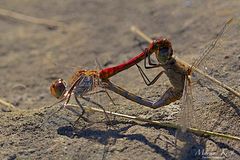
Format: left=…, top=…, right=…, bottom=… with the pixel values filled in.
left=73, top=76, right=98, bottom=96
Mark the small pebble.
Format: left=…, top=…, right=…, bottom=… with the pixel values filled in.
left=224, top=55, right=229, bottom=59
left=12, top=84, right=26, bottom=90
left=7, top=154, right=17, bottom=160
left=1, top=107, right=12, bottom=112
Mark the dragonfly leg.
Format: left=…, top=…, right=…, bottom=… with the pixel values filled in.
left=103, top=89, right=116, bottom=105
left=74, top=94, right=85, bottom=116
left=147, top=50, right=157, bottom=66
left=81, top=96, right=112, bottom=124
left=144, top=49, right=161, bottom=69
left=136, top=64, right=150, bottom=84
left=73, top=95, right=90, bottom=125
left=64, top=104, right=91, bottom=127
left=136, top=64, right=164, bottom=86
left=85, top=90, right=116, bottom=105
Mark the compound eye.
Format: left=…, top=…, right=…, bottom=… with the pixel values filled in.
left=50, top=79, right=67, bottom=99
left=159, top=47, right=170, bottom=57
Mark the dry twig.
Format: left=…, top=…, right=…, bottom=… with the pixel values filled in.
left=65, top=104, right=240, bottom=141
left=0, top=7, right=64, bottom=29
left=0, top=98, right=16, bottom=110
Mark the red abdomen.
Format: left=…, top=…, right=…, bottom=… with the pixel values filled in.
left=99, top=38, right=170, bottom=79
left=99, top=51, right=146, bottom=79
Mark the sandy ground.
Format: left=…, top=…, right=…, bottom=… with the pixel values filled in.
left=0, top=0, right=240, bottom=159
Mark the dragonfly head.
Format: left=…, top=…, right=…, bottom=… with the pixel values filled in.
left=154, top=38, right=173, bottom=64
left=50, top=79, right=67, bottom=99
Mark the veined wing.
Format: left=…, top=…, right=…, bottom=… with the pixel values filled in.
left=177, top=18, right=233, bottom=139
left=175, top=74, right=193, bottom=158
left=179, top=19, right=232, bottom=131
left=179, top=75, right=193, bottom=132
left=191, top=18, right=233, bottom=70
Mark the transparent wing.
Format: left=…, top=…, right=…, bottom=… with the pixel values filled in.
left=191, top=18, right=233, bottom=69
left=95, top=58, right=103, bottom=70
left=179, top=75, right=194, bottom=132
left=189, top=18, right=235, bottom=97
left=175, top=75, right=194, bottom=158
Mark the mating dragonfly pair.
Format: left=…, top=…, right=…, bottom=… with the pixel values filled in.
left=49, top=18, right=236, bottom=129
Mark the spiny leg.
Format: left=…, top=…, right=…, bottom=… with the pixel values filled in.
left=65, top=76, right=88, bottom=127
left=102, top=88, right=118, bottom=127
left=74, top=94, right=91, bottom=125
left=94, top=57, right=115, bottom=105
left=74, top=95, right=85, bottom=115
left=81, top=96, right=112, bottom=125
left=103, top=89, right=116, bottom=105
left=86, top=76, right=116, bottom=106
left=136, top=64, right=151, bottom=84
left=146, top=50, right=157, bottom=66
left=136, top=64, right=164, bottom=86
left=99, top=81, right=120, bottom=126
left=87, top=89, right=116, bottom=105
left=64, top=103, right=91, bottom=129
left=144, top=48, right=161, bottom=69
left=134, top=37, right=159, bottom=67
left=84, top=90, right=115, bottom=105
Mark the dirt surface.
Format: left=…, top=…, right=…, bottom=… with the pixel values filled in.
left=0, top=0, right=240, bottom=159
